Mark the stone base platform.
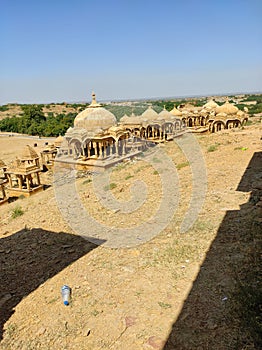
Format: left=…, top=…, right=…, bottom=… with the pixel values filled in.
left=8, top=185, right=44, bottom=198
left=55, top=150, right=142, bottom=172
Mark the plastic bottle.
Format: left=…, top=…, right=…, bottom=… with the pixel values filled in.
left=61, top=285, right=71, bottom=305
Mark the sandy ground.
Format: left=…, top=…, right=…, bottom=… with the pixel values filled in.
left=0, top=124, right=261, bottom=349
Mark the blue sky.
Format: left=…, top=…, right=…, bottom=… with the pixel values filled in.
left=1, top=0, right=262, bottom=104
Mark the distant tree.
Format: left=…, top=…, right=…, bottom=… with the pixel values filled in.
left=21, top=105, right=46, bottom=124
left=0, top=105, right=9, bottom=112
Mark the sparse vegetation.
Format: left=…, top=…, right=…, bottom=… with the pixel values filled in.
left=158, top=301, right=172, bottom=309
left=176, top=161, right=189, bottom=170
left=11, top=205, right=24, bottom=219
left=234, top=147, right=248, bottom=151
left=104, top=183, right=117, bottom=191
left=82, top=178, right=92, bottom=185
left=152, top=157, right=161, bottom=163
left=207, top=144, right=219, bottom=152
left=0, top=105, right=9, bottom=112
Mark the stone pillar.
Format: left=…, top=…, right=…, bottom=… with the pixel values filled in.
left=122, top=139, right=126, bottom=155
left=98, top=142, right=102, bottom=158
left=94, top=143, right=97, bottom=157
left=27, top=174, right=32, bottom=187
left=101, top=142, right=104, bottom=158
left=18, top=175, right=23, bottom=189
left=7, top=174, right=12, bottom=188
left=36, top=172, right=41, bottom=185
left=25, top=176, right=30, bottom=190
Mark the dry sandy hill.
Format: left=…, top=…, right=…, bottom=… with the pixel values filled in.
left=0, top=124, right=261, bottom=349
left=0, top=104, right=80, bottom=121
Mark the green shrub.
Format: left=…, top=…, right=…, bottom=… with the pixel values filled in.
left=104, top=183, right=117, bottom=191
left=11, top=206, right=24, bottom=219
left=177, top=161, right=189, bottom=170
left=82, top=178, right=92, bottom=185
left=0, top=105, right=9, bottom=112
left=207, top=144, right=219, bottom=152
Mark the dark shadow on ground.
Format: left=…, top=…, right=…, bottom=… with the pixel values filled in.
left=164, top=152, right=262, bottom=349
left=0, top=228, right=104, bottom=341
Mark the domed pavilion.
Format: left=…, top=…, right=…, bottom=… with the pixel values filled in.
left=59, top=93, right=131, bottom=165
left=176, top=97, right=248, bottom=132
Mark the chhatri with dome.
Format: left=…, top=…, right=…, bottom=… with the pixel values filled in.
left=56, top=92, right=248, bottom=169
left=56, top=92, right=184, bottom=169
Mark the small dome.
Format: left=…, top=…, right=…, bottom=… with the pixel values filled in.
left=74, top=93, right=116, bottom=131
left=215, top=101, right=238, bottom=115
left=20, top=145, right=39, bottom=160
left=123, top=114, right=142, bottom=124
left=158, top=108, right=173, bottom=121
left=203, top=99, right=219, bottom=109
left=54, top=135, right=64, bottom=147
left=141, top=106, right=159, bottom=120
left=170, top=105, right=182, bottom=116
left=120, top=114, right=129, bottom=123
left=237, top=110, right=244, bottom=117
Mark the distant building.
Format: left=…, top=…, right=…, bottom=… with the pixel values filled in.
left=56, top=93, right=248, bottom=169
left=177, top=98, right=248, bottom=132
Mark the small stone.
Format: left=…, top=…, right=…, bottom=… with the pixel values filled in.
left=125, top=316, right=136, bottom=327
left=147, top=336, right=165, bottom=349
left=36, top=327, right=46, bottom=336
left=84, top=328, right=91, bottom=336
left=122, top=266, right=135, bottom=273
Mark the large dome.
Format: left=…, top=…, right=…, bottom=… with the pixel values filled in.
left=74, top=93, right=117, bottom=132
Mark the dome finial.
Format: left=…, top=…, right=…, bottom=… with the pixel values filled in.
left=89, top=91, right=101, bottom=108
left=92, top=91, right=97, bottom=103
